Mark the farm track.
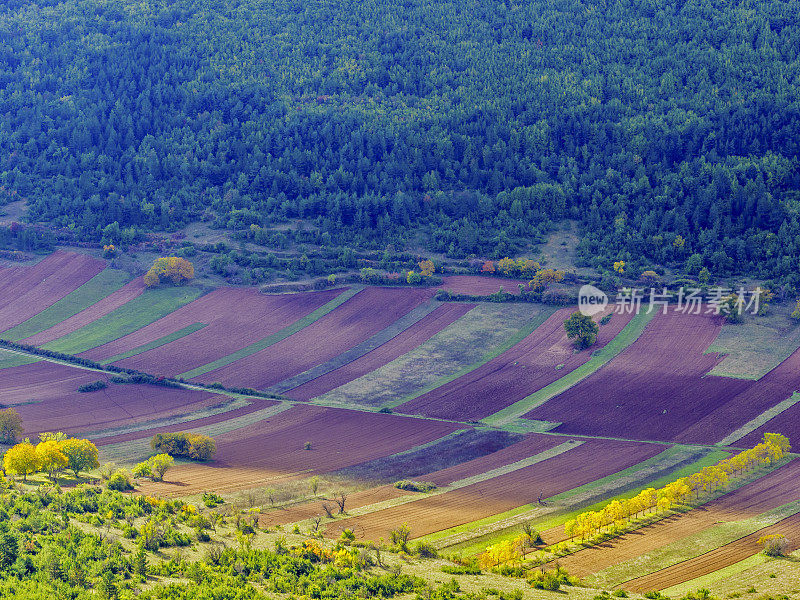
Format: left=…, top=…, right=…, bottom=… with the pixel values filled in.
left=398, top=306, right=632, bottom=421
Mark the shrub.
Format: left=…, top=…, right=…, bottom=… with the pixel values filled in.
left=107, top=470, right=134, bottom=491
left=759, top=534, right=789, bottom=557
left=0, top=408, right=24, bottom=444
left=77, top=381, right=108, bottom=393
left=393, top=480, right=437, bottom=492
left=144, top=257, right=194, bottom=287
left=441, top=564, right=481, bottom=575
left=202, top=492, right=224, bottom=508
left=413, top=541, right=438, bottom=558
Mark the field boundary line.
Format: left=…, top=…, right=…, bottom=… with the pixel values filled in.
left=178, top=286, right=362, bottom=380
left=100, top=322, right=208, bottom=365
left=0, top=268, right=130, bottom=341
left=483, top=308, right=658, bottom=426
left=716, top=391, right=800, bottom=446
left=385, top=307, right=557, bottom=409
left=425, top=445, right=708, bottom=550
left=0, top=347, right=41, bottom=369
left=266, top=299, right=442, bottom=394
left=310, top=441, right=581, bottom=527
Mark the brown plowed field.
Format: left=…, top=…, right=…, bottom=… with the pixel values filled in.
left=526, top=308, right=765, bottom=443
left=0, top=251, right=105, bottom=330
left=259, top=486, right=409, bottom=528
left=194, top=287, right=435, bottom=389
left=139, top=404, right=462, bottom=496
left=551, top=460, right=800, bottom=578
left=624, top=511, right=800, bottom=591
left=398, top=307, right=632, bottom=421
left=325, top=439, right=663, bottom=541
left=82, top=287, right=342, bottom=372
left=23, top=278, right=146, bottom=345
left=438, top=275, right=527, bottom=295
left=286, top=303, right=474, bottom=400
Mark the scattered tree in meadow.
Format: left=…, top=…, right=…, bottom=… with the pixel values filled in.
left=151, top=432, right=216, bottom=461
left=144, top=257, right=194, bottom=287
left=389, top=523, right=411, bottom=553
left=759, top=534, right=789, bottom=557
left=3, top=442, right=38, bottom=481
left=529, top=268, right=565, bottom=292
left=0, top=408, right=23, bottom=444
left=60, top=438, right=100, bottom=477
left=563, top=311, right=599, bottom=349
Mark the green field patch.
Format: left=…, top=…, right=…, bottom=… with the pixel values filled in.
left=178, top=286, right=361, bottom=380
left=100, top=322, right=207, bottom=365
left=483, top=307, right=658, bottom=426
left=662, top=553, right=770, bottom=596
left=313, top=303, right=549, bottom=408
left=0, top=348, right=40, bottom=370
left=43, top=286, right=204, bottom=354
left=707, top=307, right=800, bottom=380
left=1, top=268, right=130, bottom=341
left=588, top=499, right=800, bottom=589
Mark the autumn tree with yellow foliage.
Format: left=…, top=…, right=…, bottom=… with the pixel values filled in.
left=144, top=257, right=195, bottom=287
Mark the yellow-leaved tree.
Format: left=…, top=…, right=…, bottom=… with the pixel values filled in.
left=35, top=440, right=68, bottom=482
left=60, top=438, right=100, bottom=477
left=4, top=442, right=39, bottom=481
left=144, top=257, right=194, bottom=287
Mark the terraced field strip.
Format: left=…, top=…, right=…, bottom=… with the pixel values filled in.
left=483, top=307, right=657, bottom=426
left=717, top=391, right=800, bottom=446
left=314, top=303, right=544, bottom=409
left=428, top=445, right=709, bottom=551
left=267, top=299, right=442, bottom=394
left=318, top=441, right=581, bottom=531
left=0, top=347, right=40, bottom=369
left=387, top=306, right=557, bottom=409
left=178, top=286, right=361, bottom=380
left=661, top=553, right=770, bottom=596
left=100, top=323, right=207, bottom=365
left=43, top=286, right=205, bottom=354
left=619, top=502, right=800, bottom=591
left=1, top=268, right=130, bottom=340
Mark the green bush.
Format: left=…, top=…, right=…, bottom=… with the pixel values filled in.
left=393, top=480, right=437, bottom=492
left=77, top=380, right=108, bottom=393
left=106, top=470, right=133, bottom=491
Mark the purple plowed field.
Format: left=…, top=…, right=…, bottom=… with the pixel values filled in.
left=23, top=279, right=147, bottom=345
left=82, top=287, right=343, bottom=372
left=0, top=251, right=105, bottom=330
left=439, top=275, right=526, bottom=295
left=0, top=362, right=225, bottom=438
left=194, top=287, right=435, bottom=388
left=524, top=308, right=772, bottom=443
left=397, top=307, right=633, bottom=421
left=286, top=303, right=474, bottom=400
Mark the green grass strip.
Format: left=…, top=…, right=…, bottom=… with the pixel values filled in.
left=387, top=307, right=557, bottom=408
left=43, top=286, right=204, bottom=355
left=1, top=268, right=130, bottom=341
left=178, top=286, right=362, bottom=380
left=661, top=553, right=769, bottom=596
left=483, top=308, right=659, bottom=426
left=100, top=322, right=208, bottom=365
left=0, top=348, right=40, bottom=369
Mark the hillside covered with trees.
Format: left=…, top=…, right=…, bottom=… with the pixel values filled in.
left=1, top=0, right=799, bottom=281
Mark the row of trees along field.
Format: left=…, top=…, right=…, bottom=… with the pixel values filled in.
left=479, top=433, right=791, bottom=568
left=1, top=1, right=799, bottom=281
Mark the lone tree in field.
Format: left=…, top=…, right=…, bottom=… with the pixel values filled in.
left=564, top=311, right=599, bottom=349
left=144, top=257, right=194, bottom=287
left=0, top=408, right=23, bottom=444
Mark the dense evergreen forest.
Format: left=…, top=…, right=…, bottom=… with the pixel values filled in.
left=1, top=0, right=799, bottom=280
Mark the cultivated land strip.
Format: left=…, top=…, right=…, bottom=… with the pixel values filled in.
left=483, top=307, right=658, bottom=426
left=0, top=347, right=40, bottom=369
left=386, top=306, right=557, bottom=408
left=101, top=322, right=208, bottom=364
left=309, top=441, right=582, bottom=530
left=595, top=500, right=800, bottom=590
left=0, top=268, right=129, bottom=341
left=42, top=286, right=205, bottom=354
left=266, top=299, right=443, bottom=394
left=717, top=391, right=800, bottom=446
left=427, top=444, right=707, bottom=550
left=178, top=286, right=362, bottom=380
left=313, top=303, right=544, bottom=408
